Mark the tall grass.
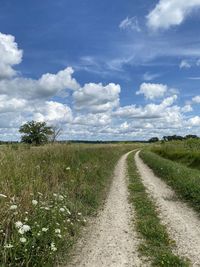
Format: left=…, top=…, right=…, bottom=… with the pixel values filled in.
left=140, top=150, right=200, bottom=214
left=151, top=139, right=200, bottom=170
left=0, top=143, right=137, bottom=266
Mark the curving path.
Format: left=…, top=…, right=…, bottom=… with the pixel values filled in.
left=66, top=151, right=143, bottom=267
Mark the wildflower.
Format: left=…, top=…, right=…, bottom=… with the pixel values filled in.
left=66, top=209, right=71, bottom=215
left=18, top=224, right=31, bottom=235
left=42, top=228, right=48, bottom=232
left=60, top=208, right=65, bottom=212
left=44, top=207, right=50, bottom=211
left=4, top=244, right=13, bottom=248
left=58, top=195, right=64, bottom=201
left=78, top=212, right=82, bottom=216
left=50, top=242, right=57, bottom=252
left=57, top=234, right=62, bottom=238
left=55, top=229, right=61, bottom=234
left=53, top=193, right=57, bottom=197
left=10, top=205, right=17, bottom=210
left=66, top=167, right=70, bottom=170
left=15, top=221, right=23, bottom=228
left=32, top=200, right=38, bottom=206
left=0, top=193, right=7, bottom=198
left=20, top=237, right=26, bottom=243
left=24, top=217, right=28, bottom=222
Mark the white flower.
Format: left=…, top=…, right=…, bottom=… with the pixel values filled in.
left=58, top=195, right=64, bottom=201
left=32, top=200, right=38, bottom=206
left=10, top=205, right=17, bottom=210
left=57, top=234, right=62, bottom=238
left=18, top=224, right=31, bottom=235
left=20, top=237, right=26, bottom=243
left=24, top=217, right=28, bottom=222
left=59, top=208, right=65, bottom=212
left=42, top=228, right=48, bottom=232
left=55, top=229, right=61, bottom=234
left=0, top=193, right=7, bottom=198
left=78, top=212, right=82, bottom=216
left=66, top=167, right=71, bottom=170
left=50, top=242, right=57, bottom=251
left=15, top=221, right=23, bottom=228
left=66, top=209, right=71, bottom=215
left=4, top=244, right=13, bottom=248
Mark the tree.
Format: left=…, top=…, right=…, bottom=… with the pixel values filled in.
left=51, top=125, right=62, bottom=143
left=19, top=121, right=54, bottom=145
left=148, top=137, right=159, bottom=143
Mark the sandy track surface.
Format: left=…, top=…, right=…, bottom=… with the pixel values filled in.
left=135, top=151, right=200, bottom=266
left=65, top=151, right=143, bottom=267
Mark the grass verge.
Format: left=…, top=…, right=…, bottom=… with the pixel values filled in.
left=0, top=143, right=138, bottom=267
left=127, top=152, right=189, bottom=266
left=140, top=150, right=200, bottom=214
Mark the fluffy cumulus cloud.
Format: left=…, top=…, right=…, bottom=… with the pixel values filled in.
left=119, top=17, right=141, bottom=32
left=0, top=67, right=79, bottom=99
left=0, top=33, right=22, bottom=78
left=33, top=101, right=73, bottom=124
left=136, top=83, right=168, bottom=100
left=147, top=0, right=200, bottom=30
left=73, top=83, right=121, bottom=113
left=192, top=96, right=200, bottom=103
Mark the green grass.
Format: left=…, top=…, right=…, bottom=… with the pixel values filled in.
left=127, top=152, right=189, bottom=267
left=151, top=139, right=200, bottom=170
left=0, top=143, right=138, bottom=267
left=140, top=150, right=200, bottom=214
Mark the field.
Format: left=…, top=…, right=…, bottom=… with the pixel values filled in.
left=141, top=139, right=200, bottom=213
left=1, top=140, right=200, bottom=267
left=0, top=143, right=137, bottom=266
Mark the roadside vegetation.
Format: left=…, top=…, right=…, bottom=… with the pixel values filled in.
left=150, top=139, right=200, bottom=171
left=127, top=152, right=188, bottom=266
left=140, top=148, right=200, bottom=214
left=0, top=143, right=137, bottom=266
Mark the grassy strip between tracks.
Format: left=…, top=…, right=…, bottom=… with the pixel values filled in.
left=127, top=152, right=189, bottom=267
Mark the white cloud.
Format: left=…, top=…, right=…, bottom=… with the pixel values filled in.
left=179, top=60, right=191, bottom=69
left=115, top=95, right=177, bottom=119
left=119, top=17, right=141, bottom=32
left=147, top=0, right=200, bottom=30
left=143, top=72, right=160, bottom=81
left=192, top=95, right=200, bottom=103
left=73, top=83, right=121, bottom=113
left=33, top=101, right=73, bottom=124
left=0, top=67, right=79, bottom=99
left=188, top=116, right=200, bottom=126
left=0, top=33, right=22, bottom=78
left=136, top=83, right=167, bottom=100
left=181, top=104, right=193, bottom=113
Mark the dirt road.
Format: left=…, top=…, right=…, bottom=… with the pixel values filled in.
left=66, top=151, right=143, bottom=267
left=135, top=151, right=200, bottom=266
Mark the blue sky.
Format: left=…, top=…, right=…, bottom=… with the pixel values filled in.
left=0, top=0, right=200, bottom=140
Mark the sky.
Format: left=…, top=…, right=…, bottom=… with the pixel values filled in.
left=0, top=0, right=200, bottom=141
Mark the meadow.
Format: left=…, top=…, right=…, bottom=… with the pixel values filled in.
left=141, top=139, right=200, bottom=214
left=0, top=143, right=137, bottom=267
left=150, top=138, right=200, bottom=170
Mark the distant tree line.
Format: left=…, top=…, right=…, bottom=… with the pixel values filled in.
left=148, top=135, right=199, bottom=143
